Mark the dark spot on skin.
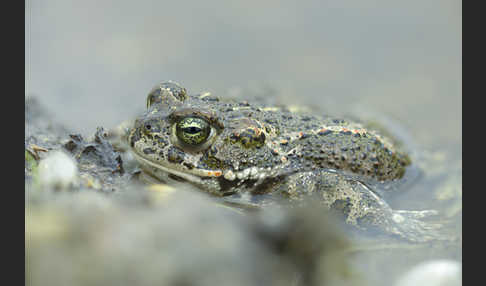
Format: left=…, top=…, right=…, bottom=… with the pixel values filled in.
left=340, top=130, right=352, bottom=136
left=143, top=148, right=155, bottom=154
left=158, top=151, right=165, bottom=159
left=114, top=155, right=124, bottom=174
left=156, top=136, right=168, bottom=146
left=240, top=137, right=250, bottom=146
left=167, top=146, right=184, bottom=164
left=299, top=133, right=309, bottom=139
left=183, top=162, right=195, bottom=170
left=318, top=130, right=332, bottom=136
left=142, top=119, right=161, bottom=133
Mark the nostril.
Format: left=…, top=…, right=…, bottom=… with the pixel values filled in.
left=141, top=119, right=160, bottom=133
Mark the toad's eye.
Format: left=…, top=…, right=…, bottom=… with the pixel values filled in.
left=175, top=117, right=211, bottom=145
left=146, top=81, right=187, bottom=108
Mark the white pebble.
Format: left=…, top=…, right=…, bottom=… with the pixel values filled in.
left=242, top=168, right=251, bottom=178
left=394, top=259, right=461, bottom=286
left=37, top=151, right=78, bottom=190
left=249, top=167, right=259, bottom=179
left=258, top=172, right=267, bottom=180
left=223, top=170, right=236, bottom=181
left=237, top=168, right=251, bottom=180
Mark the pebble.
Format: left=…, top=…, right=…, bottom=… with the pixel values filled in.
left=37, top=151, right=78, bottom=190
left=394, top=259, right=461, bottom=286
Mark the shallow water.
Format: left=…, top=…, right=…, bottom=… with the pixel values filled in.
left=26, top=1, right=461, bottom=285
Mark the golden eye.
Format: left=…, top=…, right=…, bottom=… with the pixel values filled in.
left=175, top=117, right=211, bottom=145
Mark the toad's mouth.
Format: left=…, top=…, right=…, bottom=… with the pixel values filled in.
left=130, top=147, right=223, bottom=185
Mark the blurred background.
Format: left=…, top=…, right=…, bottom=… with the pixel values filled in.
left=25, top=0, right=461, bottom=157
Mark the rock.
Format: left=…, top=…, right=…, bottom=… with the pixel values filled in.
left=394, top=259, right=461, bottom=286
